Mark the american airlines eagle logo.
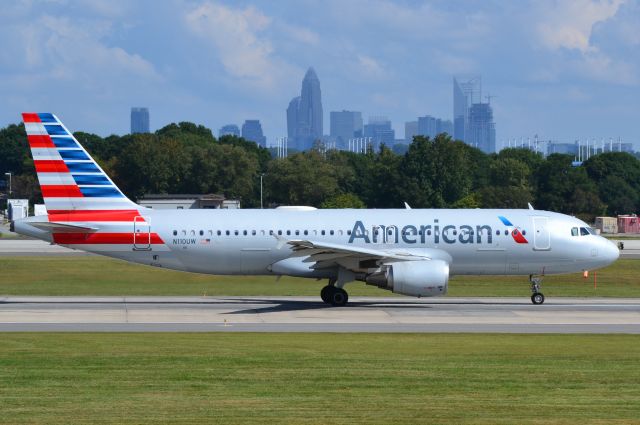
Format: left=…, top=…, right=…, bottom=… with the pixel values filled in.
left=498, top=216, right=529, bottom=244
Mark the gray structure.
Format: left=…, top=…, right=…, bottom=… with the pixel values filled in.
left=547, top=142, right=579, bottom=156
left=453, top=76, right=481, bottom=142
left=138, top=194, right=239, bottom=210
left=364, top=116, right=395, bottom=149
left=241, top=120, right=267, bottom=147
left=405, top=121, right=418, bottom=144
left=218, top=124, right=240, bottom=138
left=287, top=68, right=323, bottom=151
left=130, top=107, right=150, bottom=134
left=330, top=110, right=363, bottom=148
left=467, top=103, right=496, bottom=153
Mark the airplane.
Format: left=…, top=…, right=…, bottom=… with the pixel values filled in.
left=12, top=113, right=620, bottom=306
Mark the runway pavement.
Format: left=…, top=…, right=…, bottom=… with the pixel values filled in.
left=0, top=296, right=638, bottom=333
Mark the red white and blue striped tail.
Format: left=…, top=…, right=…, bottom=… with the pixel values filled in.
left=22, top=113, right=140, bottom=214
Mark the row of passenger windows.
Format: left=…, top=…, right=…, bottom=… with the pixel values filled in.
left=571, top=227, right=593, bottom=236
left=171, top=228, right=527, bottom=237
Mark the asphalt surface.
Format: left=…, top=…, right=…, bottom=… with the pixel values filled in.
left=0, top=296, right=638, bottom=333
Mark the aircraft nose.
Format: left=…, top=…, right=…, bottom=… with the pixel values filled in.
left=602, top=238, right=620, bottom=264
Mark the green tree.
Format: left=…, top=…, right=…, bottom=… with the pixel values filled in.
left=320, top=193, right=366, bottom=209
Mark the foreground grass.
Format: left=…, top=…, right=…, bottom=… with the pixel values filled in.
left=0, top=256, right=638, bottom=297
left=0, top=333, right=638, bottom=424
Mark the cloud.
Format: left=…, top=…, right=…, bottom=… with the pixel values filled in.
left=184, top=1, right=279, bottom=89
left=534, top=0, right=625, bottom=52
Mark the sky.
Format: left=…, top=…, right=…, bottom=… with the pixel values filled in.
left=0, top=0, right=638, bottom=148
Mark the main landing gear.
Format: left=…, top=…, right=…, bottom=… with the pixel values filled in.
left=321, top=278, right=349, bottom=307
left=529, top=275, right=545, bottom=305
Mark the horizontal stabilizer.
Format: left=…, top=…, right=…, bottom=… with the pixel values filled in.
left=29, top=222, right=98, bottom=233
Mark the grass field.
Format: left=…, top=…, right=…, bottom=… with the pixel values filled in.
left=0, top=333, right=638, bottom=424
left=0, top=256, right=639, bottom=297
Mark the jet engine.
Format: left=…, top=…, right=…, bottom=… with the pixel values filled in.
left=365, top=260, right=449, bottom=297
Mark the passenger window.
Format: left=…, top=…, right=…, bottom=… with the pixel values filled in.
left=181, top=230, right=186, bottom=236
left=504, top=230, right=508, bottom=235
left=243, top=230, right=247, bottom=236
left=278, top=230, right=282, bottom=235
left=226, top=230, right=230, bottom=236
left=304, top=230, right=308, bottom=236
left=217, top=230, right=221, bottom=236
left=190, top=230, right=195, bottom=236
left=208, top=230, right=213, bottom=236
left=295, top=230, right=300, bottom=236
left=338, top=230, right=343, bottom=236
left=571, top=227, right=578, bottom=236
left=522, top=230, right=526, bottom=235
left=580, top=227, right=590, bottom=236
left=199, top=230, right=204, bottom=236
left=286, top=230, right=291, bottom=236
left=173, top=230, right=177, bottom=236
left=347, top=230, right=351, bottom=235
left=252, top=230, right=256, bottom=236
left=495, top=230, right=500, bottom=236
left=330, top=230, right=335, bottom=235
left=234, top=230, right=239, bottom=236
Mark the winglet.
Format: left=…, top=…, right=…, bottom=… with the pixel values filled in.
left=528, top=203, right=534, bottom=210
left=404, top=202, right=412, bottom=210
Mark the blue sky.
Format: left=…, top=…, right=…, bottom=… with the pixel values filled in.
left=0, top=0, right=638, bottom=148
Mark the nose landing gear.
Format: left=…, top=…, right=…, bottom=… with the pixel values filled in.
left=530, top=275, right=545, bottom=305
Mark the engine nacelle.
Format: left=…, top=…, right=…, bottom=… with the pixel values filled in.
left=365, top=260, right=449, bottom=297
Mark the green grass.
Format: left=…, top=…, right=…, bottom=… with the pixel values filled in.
left=0, top=333, right=638, bottom=424
left=0, top=256, right=639, bottom=297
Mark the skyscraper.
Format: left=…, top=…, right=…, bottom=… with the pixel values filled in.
left=241, top=120, right=267, bottom=147
left=218, top=124, right=240, bottom=138
left=286, top=67, right=323, bottom=151
left=453, top=76, right=481, bottom=142
left=364, top=116, right=395, bottom=150
left=467, top=103, right=496, bottom=153
left=405, top=121, right=418, bottom=143
left=130, top=107, right=149, bottom=134
left=330, top=110, right=363, bottom=148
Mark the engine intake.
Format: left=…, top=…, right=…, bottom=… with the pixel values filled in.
left=365, top=260, right=449, bottom=297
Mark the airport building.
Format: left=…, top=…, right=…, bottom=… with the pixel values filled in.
left=138, top=194, right=240, bottom=210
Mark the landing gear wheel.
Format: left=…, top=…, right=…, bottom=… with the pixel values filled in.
left=320, top=285, right=334, bottom=304
left=330, top=288, right=349, bottom=307
left=531, top=292, right=545, bottom=305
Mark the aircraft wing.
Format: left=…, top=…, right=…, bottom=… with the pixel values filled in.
left=286, top=239, right=432, bottom=270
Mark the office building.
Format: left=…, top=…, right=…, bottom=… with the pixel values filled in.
left=330, top=110, right=363, bottom=148
left=467, top=103, right=496, bottom=153
left=286, top=67, right=323, bottom=151
left=218, top=124, right=240, bottom=138
left=241, top=120, right=267, bottom=147
left=364, top=116, right=395, bottom=149
left=453, top=76, right=481, bottom=142
left=405, top=121, right=418, bottom=143
left=130, top=107, right=149, bottom=134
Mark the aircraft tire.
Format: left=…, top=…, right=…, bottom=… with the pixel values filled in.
left=330, top=288, right=349, bottom=307
left=531, top=293, right=545, bottom=305
left=320, top=285, right=334, bottom=304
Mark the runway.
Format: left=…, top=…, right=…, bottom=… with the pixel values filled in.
left=0, top=296, right=638, bottom=333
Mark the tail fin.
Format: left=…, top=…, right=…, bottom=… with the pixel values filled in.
left=22, top=113, right=139, bottom=213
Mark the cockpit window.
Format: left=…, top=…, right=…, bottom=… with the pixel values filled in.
left=580, top=227, right=590, bottom=236
left=571, top=227, right=579, bottom=236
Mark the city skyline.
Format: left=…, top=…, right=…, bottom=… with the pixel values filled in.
left=0, top=1, right=637, bottom=147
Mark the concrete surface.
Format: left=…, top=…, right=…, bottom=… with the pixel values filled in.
left=0, top=296, right=638, bottom=333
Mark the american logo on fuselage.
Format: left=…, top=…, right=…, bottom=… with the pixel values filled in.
left=348, top=216, right=528, bottom=245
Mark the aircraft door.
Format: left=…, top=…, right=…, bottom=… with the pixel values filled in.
left=532, top=217, right=551, bottom=251
left=133, top=216, right=151, bottom=250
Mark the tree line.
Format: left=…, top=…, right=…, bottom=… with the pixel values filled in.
left=1, top=121, right=639, bottom=222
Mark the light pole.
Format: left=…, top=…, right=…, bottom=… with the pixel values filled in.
left=260, top=173, right=265, bottom=209
left=4, top=172, right=11, bottom=197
